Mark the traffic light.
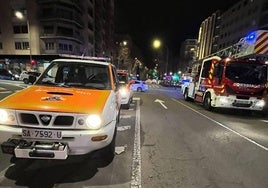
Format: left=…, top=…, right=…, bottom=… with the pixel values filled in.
left=172, top=73, right=179, bottom=81
left=30, top=59, right=36, bottom=65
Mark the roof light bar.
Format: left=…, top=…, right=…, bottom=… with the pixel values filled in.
left=59, top=54, right=111, bottom=62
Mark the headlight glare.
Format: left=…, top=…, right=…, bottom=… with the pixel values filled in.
left=0, top=109, right=8, bottom=123
left=86, top=114, right=102, bottom=129
left=256, top=100, right=265, bottom=108
left=0, top=109, right=17, bottom=125
left=119, top=87, right=128, bottom=97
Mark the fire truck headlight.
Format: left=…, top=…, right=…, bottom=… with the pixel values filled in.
left=256, top=100, right=265, bottom=108
left=0, top=109, right=17, bottom=125
left=86, top=114, right=102, bottom=130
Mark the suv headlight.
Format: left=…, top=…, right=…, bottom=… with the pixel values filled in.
left=77, top=114, right=102, bottom=130
left=86, top=114, right=102, bottom=129
left=119, top=87, right=128, bottom=97
left=0, top=109, right=18, bottom=125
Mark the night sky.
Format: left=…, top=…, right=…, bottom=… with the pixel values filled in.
left=115, top=0, right=236, bottom=68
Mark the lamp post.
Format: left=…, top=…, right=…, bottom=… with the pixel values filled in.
left=152, top=39, right=169, bottom=75
left=15, top=11, right=32, bottom=66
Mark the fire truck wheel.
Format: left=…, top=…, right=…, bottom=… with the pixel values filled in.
left=184, top=88, right=190, bottom=101
left=203, top=93, right=213, bottom=111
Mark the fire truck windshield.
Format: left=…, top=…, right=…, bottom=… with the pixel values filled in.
left=225, top=62, right=267, bottom=85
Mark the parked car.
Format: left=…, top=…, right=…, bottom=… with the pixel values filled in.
left=117, top=70, right=133, bottom=109
left=0, top=68, right=16, bottom=80
left=0, top=57, right=120, bottom=165
left=19, top=70, right=41, bottom=84
left=130, top=80, right=149, bottom=92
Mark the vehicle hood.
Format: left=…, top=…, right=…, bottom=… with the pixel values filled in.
left=0, top=86, right=111, bottom=114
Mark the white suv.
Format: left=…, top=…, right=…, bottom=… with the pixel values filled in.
left=0, top=57, right=121, bottom=164
left=117, top=70, right=133, bottom=109
left=19, top=71, right=41, bottom=84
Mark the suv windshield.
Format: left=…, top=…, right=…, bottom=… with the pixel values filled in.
left=225, top=62, right=267, bottom=84
left=36, top=61, right=111, bottom=90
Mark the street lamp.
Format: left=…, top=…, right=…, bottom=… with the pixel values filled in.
left=152, top=39, right=169, bottom=75
left=15, top=11, right=32, bottom=66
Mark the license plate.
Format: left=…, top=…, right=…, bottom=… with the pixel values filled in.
left=22, top=128, right=62, bottom=140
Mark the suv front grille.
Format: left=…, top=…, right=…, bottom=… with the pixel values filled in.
left=20, top=113, right=39, bottom=125
left=18, top=111, right=75, bottom=128
left=54, top=116, right=74, bottom=126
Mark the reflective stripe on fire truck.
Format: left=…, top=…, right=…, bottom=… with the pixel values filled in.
left=208, top=63, right=214, bottom=84
left=254, top=31, right=268, bottom=54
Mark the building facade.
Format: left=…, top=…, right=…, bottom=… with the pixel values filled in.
left=217, top=0, right=268, bottom=50
left=179, top=39, right=198, bottom=72
left=197, top=0, right=268, bottom=60
left=197, top=11, right=220, bottom=60
left=0, top=0, right=114, bottom=73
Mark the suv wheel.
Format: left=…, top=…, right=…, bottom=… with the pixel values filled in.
left=23, top=78, right=29, bottom=84
left=91, top=127, right=117, bottom=167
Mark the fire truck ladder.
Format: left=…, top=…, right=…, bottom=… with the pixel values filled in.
left=208, top=30, right=268, bottom=61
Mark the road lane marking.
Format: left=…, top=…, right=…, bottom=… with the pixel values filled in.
left=0, top=82, right=27, bottom=89
left=120, top=115, right=132, bottom=119
left=117, top=126, right=131, bottom=131
left=172, top=98, right=268, bottom=151
left=131, top=98, right=141, bottom=188
left=154, top=99, right=168, bottom=109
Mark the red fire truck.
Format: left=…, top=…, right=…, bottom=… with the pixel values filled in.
left=181, top=30, right=268, bottom=112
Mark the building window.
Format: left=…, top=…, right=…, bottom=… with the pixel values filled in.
left=59, top=43, right=73, bottom=52
left=45, top=42, right=54, bottom=50
left=57, top=26, right=73, bottom=36
left=44, top=26, right=54, bottom=34
left=63, top=44, right=68, bottom=51
left=22, top=42, right=29, bottom=49
left=0, top=42, right=2, bottom=49
left=15, top=41, right=29, bottom=50
left=15, top=42, right=22, bottom=49
left=13, top=25, right=28, bottom=34
left=68, top=44, right=73, bottom=52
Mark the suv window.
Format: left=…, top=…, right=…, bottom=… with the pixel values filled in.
left=36, top=61, right=111, bottom=90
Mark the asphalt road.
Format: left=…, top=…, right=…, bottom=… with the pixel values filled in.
left=0, top=81, right=268, bottom=188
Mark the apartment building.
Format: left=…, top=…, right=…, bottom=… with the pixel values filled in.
left=218, top=0, right=268, bottom=50
left=179, top=39, right=198, bottom=72
left=196, top=0, right=268, bottom=60
left=197, top=11, right=220, bottom=59
left=0, top=0, right=114, bottom=73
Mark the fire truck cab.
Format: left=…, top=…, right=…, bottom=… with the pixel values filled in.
left=181, top=30, right=268, bottom=112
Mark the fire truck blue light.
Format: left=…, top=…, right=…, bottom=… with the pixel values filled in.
left=246, top=32, right=256, bottom=42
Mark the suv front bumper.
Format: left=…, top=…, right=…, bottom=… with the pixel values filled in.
left=0, top=121, right=116, bottom=159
